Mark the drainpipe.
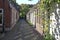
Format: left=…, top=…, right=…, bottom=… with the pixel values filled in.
left=2, top=0, right=5, bottom=33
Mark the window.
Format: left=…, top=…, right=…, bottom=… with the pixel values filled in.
left=0, top=10, right=2, bottom=13
left=0, top=15, right=2, bottom=24
left=0, top=9, right=3, bottom=25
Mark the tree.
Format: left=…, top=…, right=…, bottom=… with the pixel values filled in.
left=13, top=0, right=16, bottom=2
left=28, top=0, right=32, bottom=1
left=20, top=4, right=33, bottom=18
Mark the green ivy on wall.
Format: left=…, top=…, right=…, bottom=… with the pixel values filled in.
left=37, top=0, right=60, bottom=40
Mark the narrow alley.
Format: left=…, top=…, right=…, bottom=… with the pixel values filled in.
left=0, top=19, right=43, bottom=40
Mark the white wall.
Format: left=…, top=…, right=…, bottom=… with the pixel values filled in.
left=10, top=3, right=19, bottom=27
left=50, top=4, right=60, bottom=40
left=30, top=11, right=35, bottom=26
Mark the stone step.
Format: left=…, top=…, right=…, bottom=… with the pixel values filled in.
left=24, top=33, right=35, bottom=38
left=23, top=31, right=34, bottom=36
left=14, top=34, right=22, bottom=40
left=22, top=29, right=33, bottom=33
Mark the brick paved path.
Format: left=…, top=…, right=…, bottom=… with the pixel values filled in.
left=0, top=19, right=43, bottom=40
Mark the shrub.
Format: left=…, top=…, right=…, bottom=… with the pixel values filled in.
left=44, top=32, right=55, bottom=40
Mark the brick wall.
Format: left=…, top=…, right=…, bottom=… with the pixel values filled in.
left=0, top=0, right=3, bottom=8
left=4, top=0, right=11, bottom=28
left=0, top=0, right=11, bottom=31
left=0, top=0, right=19, bottom=31
left=0, top=0, right=11, bottom=26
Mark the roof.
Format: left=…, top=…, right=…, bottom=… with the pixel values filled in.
left=27, top=4, right=37, bottom=14
left=8, top=0, right=20, bottom=12
left=27, top=1, right=40, bottom=14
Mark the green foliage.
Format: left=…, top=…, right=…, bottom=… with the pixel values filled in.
left=27, top=21, right=33, bottom=26
left=12, top=0, right=16, bottom=2
left=39, top=0, right=60, bottom=12
left=44, top=33, right=55, bottom=40
left=37, top=0, right=60, bottom=40
left=38, top=0, right=60, bottom=33
left=20, top=4, right=30, bottom=18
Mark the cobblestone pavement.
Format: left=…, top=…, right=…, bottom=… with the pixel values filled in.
left=0, top=19, right=43, bottom=40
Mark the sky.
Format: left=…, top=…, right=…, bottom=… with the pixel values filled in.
left=16, top=0, right=39, bottom=5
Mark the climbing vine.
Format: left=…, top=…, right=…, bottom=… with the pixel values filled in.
left=37, top=0, right=60, bottom=40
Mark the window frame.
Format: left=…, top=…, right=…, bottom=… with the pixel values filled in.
left=0, top=9, right=3, bottom=25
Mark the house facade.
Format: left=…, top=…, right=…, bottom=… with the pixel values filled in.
left=26, top=3, right=60, bottom=40
left=50, top=4, right=60, bottom=40
left=26, top=5, right=43, bottom=35
left=0, top=0, right=20, bottom=32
